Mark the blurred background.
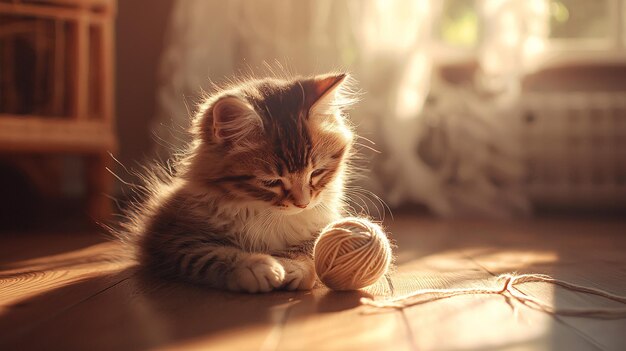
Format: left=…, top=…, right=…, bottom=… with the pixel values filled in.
left=1, top=0, right=625, bottom=232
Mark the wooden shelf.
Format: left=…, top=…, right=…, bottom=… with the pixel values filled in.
left=0, top=0, right=117, bottom=221
left=0, top=115, right=116, bottom=153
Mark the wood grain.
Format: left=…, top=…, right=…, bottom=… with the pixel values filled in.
left=462, top=220, right=626, bottom=351
left=1, top=217, right=625, bottom=350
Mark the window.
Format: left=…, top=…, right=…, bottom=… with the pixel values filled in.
left=434, top=0, right=626, bottom=64
left=437, top=0, right=479, bottom=48
left=545, top=0, right=626, bottom=65
left=549, top=0, right=611, bottom=39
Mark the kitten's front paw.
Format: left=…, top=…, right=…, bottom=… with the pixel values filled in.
left=228, top=254, right=285, bottom=293
left=277, top=257, right=316, bottom=291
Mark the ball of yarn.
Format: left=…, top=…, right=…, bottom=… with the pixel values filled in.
left=314, top=217, right=392, bottom=290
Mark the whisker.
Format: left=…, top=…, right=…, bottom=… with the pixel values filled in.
left=353, top=142, right=381, bottom=154
left=344, top=186, right=393, bottom=221
left=356, top=135, right=377, bottom=146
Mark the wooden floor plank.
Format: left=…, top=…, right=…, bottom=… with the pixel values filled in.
left=0, top=237, right=133, bottom=345
left=0, top=231, right=104, bottom=267
left=276, top=287, right=413, bottom=351
left=0, top=240, right=130, bottom=306
left=464, top=221, right=626, bottom=351
left=3, top=274, right=295, bottom=351
left=384, top=247, right=597, bottom=351
left=1, top=217, right=625, bottom=350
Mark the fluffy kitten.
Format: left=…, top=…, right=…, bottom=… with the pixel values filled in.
left=120, top=73, right=356, bottom=293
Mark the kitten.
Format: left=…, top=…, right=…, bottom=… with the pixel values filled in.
left=120, top=73, right=356, bottom=293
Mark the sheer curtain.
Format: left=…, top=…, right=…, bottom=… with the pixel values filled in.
left=154, top=0, right=548, bottom=218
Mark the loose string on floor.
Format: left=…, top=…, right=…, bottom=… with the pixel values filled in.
left=360, top=273, right=626, bottom=319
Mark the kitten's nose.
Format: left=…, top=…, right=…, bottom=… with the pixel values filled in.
left=291, top=181, right=310, bottom=209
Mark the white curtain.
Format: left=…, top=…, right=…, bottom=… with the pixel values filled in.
left=154, top=0, right=549, bottom=218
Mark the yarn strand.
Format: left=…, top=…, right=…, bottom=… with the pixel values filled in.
left=360, top=273, right=626, bottom=319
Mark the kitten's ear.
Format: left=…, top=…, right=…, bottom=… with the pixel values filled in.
left=211, top=96, right=262, bottom=142
left=305, top=73, right=349, bottom=117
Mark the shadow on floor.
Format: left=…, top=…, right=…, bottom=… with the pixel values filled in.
left=0, top=263, right=374, bottom=350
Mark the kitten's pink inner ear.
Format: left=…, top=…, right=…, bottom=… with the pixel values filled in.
left=212, top=97, right=261, bottom=141
left=315, top=73, right=346, bottom=99
left=311, top=74, right=346, bottom=102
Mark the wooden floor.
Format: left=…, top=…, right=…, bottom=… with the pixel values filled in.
left=1, top=215, right=625, bottom=351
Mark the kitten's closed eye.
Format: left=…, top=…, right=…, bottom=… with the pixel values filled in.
left=310, top=169, right=326, bottom=186
left=311, top=169, right=325, bottom=178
